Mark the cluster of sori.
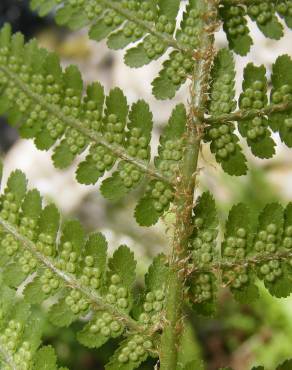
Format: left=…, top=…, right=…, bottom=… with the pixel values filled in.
left=191, top=217, right=217, bottom=268
left=118, top=335, right=153, bottom=364
left=119, top=162, right=142, bottom=188
left=65, top=289, right=89, bottom=314
left=98, top=9, right=123, bottom=27
left=19, top=250, right=37, bottom=274
left=223, top=5, right=249, bottom=38
left=79, top=256, right=102, bottom=289
left=104, top=114, right=125, bottom=145
left=64, top=128, right=87, bottom=156
left=35, top=233, right=55, bottom=257
left=177, top=8, right=201, bottom=48
left=147, top=181, right=174, bottom=214
left=276, top=0, right=292, bottom=17
left=165, top=51, right=193, bottom=86
left=123, top=21, right=143, bottom=39
left=0, top=320, right=32, bottom=370
left=192, top=273, right=213, bottom=302
left=122, top=0, right=156, bottom=21
left=0, top=191, right=19, bottom=224
left=240, top=80, right=266, bottom=110
left=155, top=15, right=175, bottom=34
left=283, top=225, right=292, bottom=249
left=83, top=0, right=103, bottom=20
left=138, top=289, right=165, bottom=327
left=245, top=117, right=267, bottom=141
left=0, top=234, right=19, bottom=257
left=127, top=128, right=148, bottom=159
left=40, top=268, right=60, bottom=294
left=254, top=223, right=282, bottom=283
left=105, top=274, right=129, bottom=310
left=89, top=145, right=116, bottom=177
left=142, top=35, right=166, bottom=59
left=271, top=84, right=292, bottom=129
left=208, top=124, right=237, bottom=160
left=247, top=2, right=274, bottom=25
left=57, top=241, right=78, bottom=274
left=223, top=228, right=249, bottom=289
left=18, top=217, right=37, bottom=241
left=209, top=73, right=235, bottom=115
left=25, top=104, right=48, bottom=132
left=158, top=139, right=184, bottom=179
left=89, top=312, right=123, bottom=337
left=83, top=99, right=102, bottom=131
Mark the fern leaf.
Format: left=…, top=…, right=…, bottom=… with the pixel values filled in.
left=188, top=192, right=219, bottom=315
left=0, top=25, right=181, bottom=225
left=239, top=63, right=275, bottom=159
left=0, top=169, right=169, bottom=366
left=135, top=104, right=187, bottom=226
left=220, top=1, right=291, bottom=56
left=269, top=55, right=292, bottom=147
left=0, top=280, right=62, bottom=370
left=221, top=203, right=259, bottom=303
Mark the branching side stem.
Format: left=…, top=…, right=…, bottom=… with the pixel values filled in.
left=159, top=2, right=218, bottom=369
left=206, top=101, right=292, bottom=125
left=0, top=217, right=144, bottom=334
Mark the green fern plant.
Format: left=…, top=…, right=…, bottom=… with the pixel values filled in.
left=1, top=0, right=292, bottom=368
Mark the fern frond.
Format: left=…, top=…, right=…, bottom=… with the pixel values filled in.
left=187, top=193, right=292, bottom=314
left=27, top=0, right=218, bottom=100
left=0, top=279, right=66, bottom=370
left=0, top=25, right=192, bottom=226
left=0, top=169, right=171, bottom=367
left=219, top=0, right=292, bottom=56
left=206, top=51, right=292, bottom=175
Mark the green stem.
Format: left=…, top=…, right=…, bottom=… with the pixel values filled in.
left=159, top=2, right=218, bottom=369
left=206, top=101, right=292, bottom=125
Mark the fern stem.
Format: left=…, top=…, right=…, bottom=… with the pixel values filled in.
left=0, top=217, right=144, bottom=334
left=193, top=249, right=292, bottom=275
left=159, top=2, right=218, bottom=369
left=0, top=66, right=172, bottom=186
left=206, top=101, right=292, bottom=125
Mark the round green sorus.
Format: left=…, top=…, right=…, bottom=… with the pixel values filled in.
left=224, top=5, right=249, bottom=38
left=89, top=312, right=123, bottom=337
left=65, top=289, right=89, bottom=314
left=146, top=180, right=174, bottom=214
left=240, top=80, right=266, bottom=110
left=271, top=84, right=292, bottom=104
left=209, top=69, right=235, bottom=116
left=222, top=228, right=249, bottom=289
left=246, top=116, right=267, bottom=141
left=143, top=35, right=166, bottom=58
left=247, top=2, right=272, bottom=25
left=117, top=336, right=153, bottom=364
left=254, top=223, right=283, bottom=283
left=208, top=124, right=237, bottom=160
left=192, top=273, right=213, bottom=301
left=166, top=51, right=193, bottom=85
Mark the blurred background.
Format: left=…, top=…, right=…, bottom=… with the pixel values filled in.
left=1, top=1, right=292, bottom=369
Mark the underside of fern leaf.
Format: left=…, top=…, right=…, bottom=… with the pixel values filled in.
left=0, top=169, right=172, bottom=369
left=0, top=278, right=67, bottom=370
